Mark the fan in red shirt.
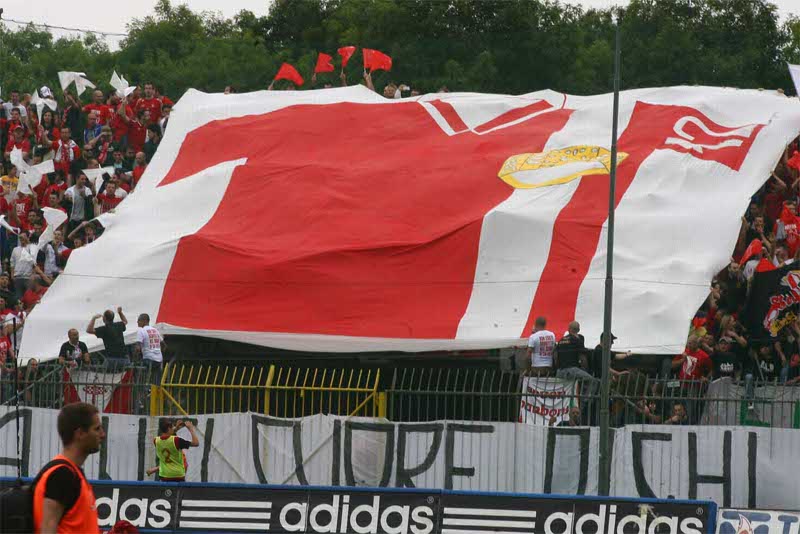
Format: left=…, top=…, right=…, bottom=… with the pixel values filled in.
left=21, top=278, right=48, bottom=309
left=672, top=336, right=712, bottom=381
left=127, top=110, right=149, bottom=152
left=5, top=125, right=31, bottom=161
left=32, top=108, right=61, bottom=146
left=131, top=151, right=148, bottom=189
left=6, top=108, right=28, bottom=139
left=128, top=86, right=142, bottom=110
left=109, top=95, right=133, bottom=143
left=47, top=185, right=67, bottom=213
left=135, top=83, right=173, bottom=125
left=774, top=200, right=800, bottom=257
left=96, top=181, right=126, bottom=213
left=82, top=89, right=113, bottom=125
left=51, top=127, right=81, bottom=178
left=13, top=190, right=38, bottom=223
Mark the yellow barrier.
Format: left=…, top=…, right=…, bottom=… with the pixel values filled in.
left=152, top=363, right=385, bottom=418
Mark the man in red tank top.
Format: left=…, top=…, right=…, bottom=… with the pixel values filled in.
left=33, top=402, right=105, bottom=533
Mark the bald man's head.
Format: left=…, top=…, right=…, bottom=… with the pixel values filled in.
left=568, top=321, right=580, bottom=335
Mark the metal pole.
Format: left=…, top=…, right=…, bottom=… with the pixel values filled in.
left=598, top=21, right=621, bottom=497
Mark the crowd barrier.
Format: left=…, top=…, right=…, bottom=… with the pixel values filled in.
left=3, top=362, right=799, bottom=428
left=0, top=478, right=717, bottom=534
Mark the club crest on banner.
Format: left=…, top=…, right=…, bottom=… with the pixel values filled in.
left=498, top=145, right=629, bottom=189
left=661, top=112, right=763, bottom=170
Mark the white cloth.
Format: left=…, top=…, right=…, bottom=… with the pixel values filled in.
left=137, top=325, right=163, bottom=363
left=789, top=63, right=800, bottom=97
left=10, top=244, right=37, bottom=279
left=528, top=330, right=556, bottom=368
left=743, top=258, right=759, bottom=282
left=64, top=185, right=92, bottom=222
left=58, top=72, right=96, bottom=96
left=109, top=71, right=136, bottom=98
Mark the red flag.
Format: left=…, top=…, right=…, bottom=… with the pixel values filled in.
left=788, top=150, right=800, bottom=171
left=740, top=238, right=763, bottom=265
left=315, top=53, right=335, bottom=74
left=755, top=257, right=777, bottom=273
left=338, top=46, right=356, bottom=68
left=363, top=48, right=392, bottom=72
left=274, top=63, right=304, bottom=86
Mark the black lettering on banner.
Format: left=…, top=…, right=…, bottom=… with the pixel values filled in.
left=99, top=416, right=112, bottom=480
left=544, top=427, right=590, bottom=494
left=201, top=418, right=214, bottom=483
left=137, top=417, right=147, bottom=481
left=689, top=430, right=731, bottom=507
left=331, top=419, right=341, bottom=486
left=344, top=421, right=395, bottom=487
left=444, top=423, right=494, bottom=490
left=748, top=431, right=757, bottom=509
left=395, top=423, right=444, bottom=488
left=631, top=432, right=672, bottom=498
left=250, top=414, right=309, bottom=485
left=0, top=408, right=31, bottom=476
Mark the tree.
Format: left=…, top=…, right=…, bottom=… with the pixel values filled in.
left=0, top=0, right=796, bottom=104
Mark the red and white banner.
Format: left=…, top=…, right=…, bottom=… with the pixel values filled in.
left=519, top=377, right=576, bottom=425
left=63, top=367, right=134, bottom=413
left=18, top=86, right=800, bottom=361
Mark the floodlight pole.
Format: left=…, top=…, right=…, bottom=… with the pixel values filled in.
left=598, top=20, right=621, bottom=497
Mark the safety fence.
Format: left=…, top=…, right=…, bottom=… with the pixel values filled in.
left=2, top=362, right=799, bottom=426
left=153, top=364, right=385, bottom=418
left=0, top=363, right=153, bottom=414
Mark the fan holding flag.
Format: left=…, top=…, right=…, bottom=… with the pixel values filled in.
left=268, top=63, right=304, bottom=90
left=312, top=52, right=334, bottom=84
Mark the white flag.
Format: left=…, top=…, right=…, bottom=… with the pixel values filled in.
left=0, top=215, right=20, bottom=235
left=33, top=207, right=69, bottom=258
left=11, top=148, right=54, bottom=196
left=83, top=167, right=115, bottom=191
left=30, top=90, right=57, bottom=120
left=58, top=71, right=96, bottom=96
left=109, top=71, right=136, bottom=98
left=789, top=63, right=800, bottom=97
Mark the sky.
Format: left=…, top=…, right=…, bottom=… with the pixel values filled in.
left=1, top=0, right=797, bottom=51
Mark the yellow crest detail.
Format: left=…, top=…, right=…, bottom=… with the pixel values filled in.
left=498, top=145, right=629, bottom=189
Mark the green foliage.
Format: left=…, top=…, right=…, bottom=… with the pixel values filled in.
left=0, top=0, right=798, bottom=105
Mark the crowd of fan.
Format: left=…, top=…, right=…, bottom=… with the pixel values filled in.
left=0, top=77, right=799, bottom=423
left=0, top=83, right=172, bottom=394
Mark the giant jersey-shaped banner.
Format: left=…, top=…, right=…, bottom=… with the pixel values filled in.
left=19, top=87, right=800, bottom=360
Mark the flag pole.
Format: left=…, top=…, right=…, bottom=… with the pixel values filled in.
left=599, top=18, right=621, bottom=497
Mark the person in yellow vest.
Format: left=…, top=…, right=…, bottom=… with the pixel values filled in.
left=145, top=419, right=198, bottom=482
left=34, top=402, right=105, bottom=533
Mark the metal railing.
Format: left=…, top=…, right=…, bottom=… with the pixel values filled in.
left=3, top=361, right=799, bottom=427
left=1, top=363, right=154, bottom=414
left=387, top=368, right=800, bottom=427
left=154, top=363, right=386, bottom=418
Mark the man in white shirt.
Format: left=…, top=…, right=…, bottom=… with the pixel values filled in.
left=10, top=231, right=37, bottom=299
left=527, top=316, right=556, bottom=375
left=64, top=173, right=94, bottom=232
left=136, top=313, right=165, bottom=384
left=44, top=230, right=69, bottom=278
left=2, top=90, right=27, bottom=118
